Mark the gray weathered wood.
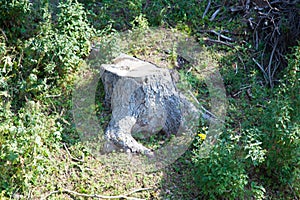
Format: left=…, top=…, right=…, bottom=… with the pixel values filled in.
left=100, top=54, right=198, bottom=155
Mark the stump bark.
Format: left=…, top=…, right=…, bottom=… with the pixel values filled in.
left=100, top=54, right=198, bottom=155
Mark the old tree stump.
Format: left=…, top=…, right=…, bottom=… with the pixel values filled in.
left=100, top=54, right=198, bottom=156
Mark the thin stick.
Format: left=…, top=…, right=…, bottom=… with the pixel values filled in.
left=202, top=0, right=211, bottom=19
left=237, top=54, right=246, bottom=70
left=63, top=143, right=84, bottom=162
left=245, top=0, right=251, bottom=10
left=288, top=183, right=299, bottom=200
left=210, top=8, right=221, bottom=21
left=267, top=40, right=278, bottom=88
left=210, top=30, right=234, bottom=42
left=45, top=94, right=61, bottom=98
left=126, top=188, right=152, bottom=196
left=204, top=38, right=234, bottom=47
left=233, top=85, right=252, bottom=97
left=0, top=28, right=8, bottom=41
left=187, top=90, right=224, bottom=123
left=252, top=58, right=269, bottom=84
left=271, top=61, right=280, bottom=79
left=41, top=188, right=152, bottom=200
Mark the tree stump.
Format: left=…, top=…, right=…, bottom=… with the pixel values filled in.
left=100, top=54, right=198, bottom=155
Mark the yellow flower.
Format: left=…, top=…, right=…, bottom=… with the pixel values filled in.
left=198, top=133, right=206, bottom=140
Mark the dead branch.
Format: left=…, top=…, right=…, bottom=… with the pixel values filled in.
left=202, top=0, right=211, bottom=19
left=288, top=183, right=299, bottom=200
left=187, top=90, right=224, bottom=123
left=252, top=58, right=269, bottom=84
left=204, top=38, right=234, bottom=47
left=0, top=28, right=8, bottom=41
left=209, top=30, right=234, bottom=41
left=210, top=7, right=221, bottom=21
left=63, top=143, right=84, bottom=162
left=232, top=85, right=252, bottom=97
left=245, top=0, right=300, bottom=86
left=41, top=188, right=152, bottom=200
left=45, top=94, right=62, bottom=98
left=198, top=30, right=234, bottom=41
left=245, top=0, right=251, bottom=11
left=267, top=39, right=278, bottom=88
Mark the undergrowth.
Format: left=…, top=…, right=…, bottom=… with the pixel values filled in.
left=0, top=0, right=299, bottom=199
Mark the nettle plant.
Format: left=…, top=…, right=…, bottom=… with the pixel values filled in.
left=0, top=101, right=63, bottom=196
left=192, top=129, right=266, bottom=200
left=25, top=0, right=95, bottom=92
left=0, top=0, right=95, bottom=197
left=0, top=0, right=95, bottom=103
left=0, top=0, right=33, bottom=40
left=258, top=44, right=300, bottom=193
left=192, top=44, right=300, bottom=199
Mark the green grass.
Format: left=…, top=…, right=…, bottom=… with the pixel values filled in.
left=1, top=1, right=299, bottom=199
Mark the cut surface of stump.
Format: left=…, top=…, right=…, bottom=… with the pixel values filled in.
left=100, top=54, right=198, bottom=155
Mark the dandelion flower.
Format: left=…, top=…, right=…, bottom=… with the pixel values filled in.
left=198, top=133, right=206, bottom=140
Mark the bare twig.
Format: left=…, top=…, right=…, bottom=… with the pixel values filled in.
left=230, top=6, right=244, bottom=12
left=202, top=0, right=211, bottom=19
left=288, top=183, right=299, bottom=200
left=271, top=61, right=280, bottom=79
left=237, top=54, right=246, bottom=70
left=248, top=18, right=255, bottom=29
left=199, top=29, right=234, bottom=41
left=270, top=0, right=300, bottom=6
left=63, top=143, right=84, bottom=162
left=245, top=0, right=251, bottom=10
left=187, top=90, right=224, bottom=123
left=210, top=30, right=234, bottom=42
left=45, top=94, right=61, bottom=98
left=0, top=28, right=8, bottom=41
left=252, top=58, right=269, bottom=84
left=255, top=30, right=259, bottom=50
left=41, top=188, right=152, bottom=200
left=267, top=39, right=278, bottom=88
left=126, top=188, right=152, bottom=196
left=232, top=85, right=252, bottom=97
left=210, top=7, right=221, bottom=21
left=204, top=38, right=234, bottom=47
left=265, top=0, right=274, bottom=10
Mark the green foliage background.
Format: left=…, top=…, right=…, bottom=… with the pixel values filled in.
left=0, top=0, right=299, bottom=199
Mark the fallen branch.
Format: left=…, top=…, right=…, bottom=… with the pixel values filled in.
left=202, top=0, right=211, bottom=19
left=210, top=7, right=221, bottom=21
left=0, top=28, right=8, bottom=41
left=288, top=183, right=299, bottom=200
left=187, top=90, right=225, bottom=123
left=41, top=188, right=152, bottom=200
left=267, top=39, right=278, bottom=88
left=63, top=143, right=84, bottom=162
left=252, top=58, right=269, bottom=85
left=209, top=30, right=234, bottom=42
left=232, top=85, right=252, bottom=97
left=204, top=38, right=234, bottom=47
left=245, top=0, right=251, bottom=11
left=45, top=94, right=61, bottom=98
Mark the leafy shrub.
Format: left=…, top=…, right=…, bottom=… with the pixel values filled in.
left=80, top=0, right=143, bottom=30
left=80, top=0, right=240, bottom=32
left=0, top=0, right=95, bottom=105
left=26, top=0, right=95, bottom=86
left=192, top=44, right=300, bottom=199
left=0, top=0, right=95, bottom=197
left=0, top=0, right=32, bottom=39
left=193, top=133, right=248, bottom=199
left=0, top=101, right=63, bottom=196
left=258, top=44, right=300, bottom=194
